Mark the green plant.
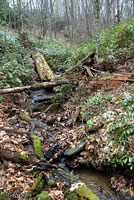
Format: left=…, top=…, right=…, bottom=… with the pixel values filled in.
left=0, top=30, right=35, bottom=88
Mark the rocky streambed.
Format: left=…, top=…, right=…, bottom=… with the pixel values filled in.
left=16, top=86, right=133, bottom=200
left=0, top=77, right=133, bottom=200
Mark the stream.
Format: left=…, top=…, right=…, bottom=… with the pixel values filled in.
left=75, top=167, right=120, bottom=200
left=22, top=88, right=132, bottom=200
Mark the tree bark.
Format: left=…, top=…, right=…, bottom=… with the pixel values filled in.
left=0, top=146, right=30, bottom=164
left=0, top=80, right=69, bottom=95
left=94, top=0, right=100, bottom=62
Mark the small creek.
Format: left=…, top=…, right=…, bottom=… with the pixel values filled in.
left=75, top=167, right=120, bottom=200
left=26, top=88, right=132, bottom=200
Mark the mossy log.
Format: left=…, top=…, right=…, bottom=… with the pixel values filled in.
left=0, top=80, right=69, bottom=95
left=30, top=174, right=45, bottom=196
left=30, top=135, right=45, bottom=160
left=32, top=52, right=54, bottom=81
left=0, top=147, right=30, bottom=164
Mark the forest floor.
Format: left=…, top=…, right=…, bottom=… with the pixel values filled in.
left=0, top=55, right=134, bottom=200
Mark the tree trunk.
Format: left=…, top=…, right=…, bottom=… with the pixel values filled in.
left=117, top=0, right=120, bottom=23
left=0, top=80, right=69, bottom=95
left=94, top=0, right=100, bottom=62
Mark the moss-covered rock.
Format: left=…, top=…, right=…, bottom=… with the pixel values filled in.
left=0, top=195, right=6, bottom=200
left=64, top=190, right=78, bottom=200
left=76, top=183, right=99, bottom=200
left=30, top=174, right=45, bottom=196
left=64, top=182, right=99, bottom=200
left=15, top=151, right=29, bottom=163
left=54, top=168, right=100, bottom=200
left=35, top=191, right=51, bottom=200
left=19, top=114, right=31, bottom=121
left=30, top=135, right=45, bottom=160
left=64, top=141, right=86, bottom=157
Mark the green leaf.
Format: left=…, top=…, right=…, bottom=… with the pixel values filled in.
left=16, top=77, right=22, bottom=84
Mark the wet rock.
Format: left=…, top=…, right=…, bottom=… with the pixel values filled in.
left=54, top=168, right=100, bottom=200
left=66, top=159, right=79, bottom=168
left=44, top=149, right=54, bottom=160
left=64, top=141, right=86, bottom=157
left=53, top=168, right=76, bottom=187
left=64, top=182, right=100, bottom=200
left=29, top=89, right=54, bottom=104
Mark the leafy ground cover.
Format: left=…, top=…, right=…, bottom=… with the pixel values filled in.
left=29, top=19, right=134, bottom=76
left=0, top=29, right=35, bottom=89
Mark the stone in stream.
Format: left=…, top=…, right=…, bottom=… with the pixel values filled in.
left=29, top=89, right=54, bottom=104
left=44, top=149, right=54, bottom=160
left=54, top=168, right=100, bottom=200
left=63, top=141, right=86, bottom=157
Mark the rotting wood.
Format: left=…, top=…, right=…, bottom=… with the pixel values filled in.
left=83, top=65, right=94, bottom=76
left=32, top=52, right=54, bottom=81
left=0, top=146, right=30, bottom=164
left=0, top=80, right=69, bottom=95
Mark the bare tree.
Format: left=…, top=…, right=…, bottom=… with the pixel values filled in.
left=94, top=0, right=100, bottom=62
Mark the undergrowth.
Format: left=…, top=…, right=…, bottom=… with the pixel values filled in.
left=0, top=29, right=35, bottom=88
left=0, top=19, right=134, bottom=89
left=80, top=85, right=134, bottom=171
left=30, top=19, right=134, bottom=74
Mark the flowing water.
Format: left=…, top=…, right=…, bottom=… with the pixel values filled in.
left=75, top=167, right=132, bottom=200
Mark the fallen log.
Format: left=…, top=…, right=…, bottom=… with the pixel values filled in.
left=0, top=146, right=30, bottom=164
left=32, top=52, right=54, bottom=81
left=0, top=79, right=69, bottom=95
left=0, top=126, right=31, bottom=137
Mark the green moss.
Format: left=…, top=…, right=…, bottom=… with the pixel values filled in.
left=31, top=121, right=39, bottom=127
left=30, top=174, right=44, bottom=196
left=56, top=168, right=64, bottom=171
left=19, top=114, right=31, bottom=121
left=15, top=151, right=29, bottom=162
left=47, top=180, right=56, bottom=186
left=0, top=195, right=6, bottom=200
left=75, top=184, right=99, bottom=200
left=35, top=191, right=50, bottom=200
left=64, top=190, right=78, bottom=200
left=30, top=135, right=45, bottom=160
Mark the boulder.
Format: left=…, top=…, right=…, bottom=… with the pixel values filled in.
left=54, top=169, right=100, bottom=200
left=64, top=141, right=86, bottom=157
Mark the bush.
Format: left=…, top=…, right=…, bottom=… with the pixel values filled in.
left=0, top=30, right=35, bottom=88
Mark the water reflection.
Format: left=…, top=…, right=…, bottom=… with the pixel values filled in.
left=75, top=167, right=121, bottom=200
